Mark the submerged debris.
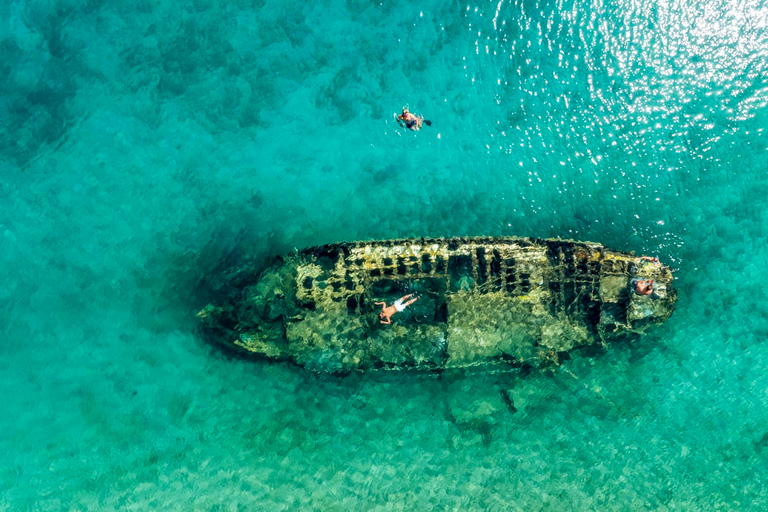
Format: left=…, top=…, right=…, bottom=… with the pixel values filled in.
left=198, top=237, right=676, bottom=373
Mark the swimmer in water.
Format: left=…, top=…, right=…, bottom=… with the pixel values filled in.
left=395, top=106, right=432, bottom=131
left=632, top=278, right=655, bottom=296
left=375, top=294, right=420, bottom=324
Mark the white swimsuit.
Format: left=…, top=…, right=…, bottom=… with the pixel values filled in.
left=393, top=299, right=406, bottom=312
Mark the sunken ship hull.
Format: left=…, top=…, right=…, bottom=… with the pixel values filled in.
left=198, top=237, right=676, bottom=373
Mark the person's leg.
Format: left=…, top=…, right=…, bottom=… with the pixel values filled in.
left=402, top=296, right=419, bottom=308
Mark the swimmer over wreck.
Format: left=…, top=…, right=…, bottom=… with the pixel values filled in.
left=198, top=237, right=676, bottom=373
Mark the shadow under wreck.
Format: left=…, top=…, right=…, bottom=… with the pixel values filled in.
left=198, top=237, right=677, bottom=373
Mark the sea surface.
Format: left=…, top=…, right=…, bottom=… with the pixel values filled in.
left=2, top=0, right=768, bottom=509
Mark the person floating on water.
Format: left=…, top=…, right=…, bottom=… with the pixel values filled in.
left=376, top=294, right=420, bottom=324
left=395, top=106, right=431, bottom=131
left=631, top=256, right=660, bottom=296
left=637, top=256, right=660, bottom=265
left=632, top=278, right=654, bottom=296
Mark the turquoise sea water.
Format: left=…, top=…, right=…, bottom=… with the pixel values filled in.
left=2, top=0, right=768, bottom=509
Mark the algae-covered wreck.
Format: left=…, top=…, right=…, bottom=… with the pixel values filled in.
left=198, top=237, right=676, bottom=373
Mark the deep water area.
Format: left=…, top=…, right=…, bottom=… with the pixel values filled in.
left=2, top=0, right=768, bottom=509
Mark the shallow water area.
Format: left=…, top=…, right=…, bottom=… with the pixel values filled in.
left=1, top=0, right=768, bottom=509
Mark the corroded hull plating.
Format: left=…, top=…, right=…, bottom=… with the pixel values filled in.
left=198, top=237, right=676, bottom=372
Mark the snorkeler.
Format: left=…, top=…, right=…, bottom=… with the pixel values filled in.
left=375, top=294, right=420, bottom=324
left=395, top=106, right=432, bottom=131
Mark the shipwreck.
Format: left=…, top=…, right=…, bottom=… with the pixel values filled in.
left=198, top=237, right=676, bottom=373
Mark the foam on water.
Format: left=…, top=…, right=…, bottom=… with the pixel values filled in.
left=1, top=0, right=768, bottom=509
